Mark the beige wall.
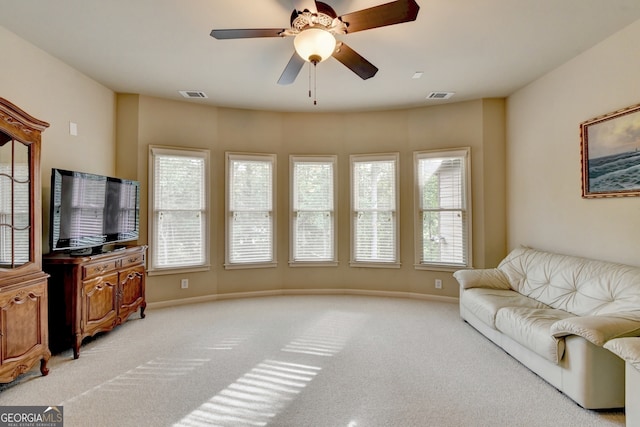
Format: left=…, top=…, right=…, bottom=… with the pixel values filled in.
left=120, top=96, right=506, bottom=303
left=3, top=14, right=637, bottom=305
left=507, top=19, right=640, bottom=267
left=0, top=26, right=116, bottom=253
left=1, top=23, right=507, bottom=304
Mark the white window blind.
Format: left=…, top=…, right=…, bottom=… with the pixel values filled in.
left=226, top=153, right=276, bottom=267
left=115, top=183, right=139, bottom=237
left=149, top=146, right=209, bottom=271
left=351, top=153, right=399, bottom=266
left=415, top=148, right=471, bottom=268
left=290, top=156, right=336, bottom=264
left=70, top=175, right=105, bottom=239
left=0, top=159, right=30, bottom=266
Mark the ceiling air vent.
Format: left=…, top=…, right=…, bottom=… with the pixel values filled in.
left=179, top=90, right=208, bottom=99
left=426, top=92, right=455, bottom=100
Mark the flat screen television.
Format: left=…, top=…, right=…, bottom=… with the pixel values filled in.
left=49, top=168, right=140, bottom=254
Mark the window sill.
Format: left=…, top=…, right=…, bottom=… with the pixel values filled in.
left=288, top=261, right=339, bottom=267
left=224, top=262, right=278, bottom=270
left=414, top=263, right=468, bottom=272
left=349, top=261, right=401, bottom=269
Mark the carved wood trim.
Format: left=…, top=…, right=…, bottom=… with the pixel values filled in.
left=0, top=98, right=50, bottom=145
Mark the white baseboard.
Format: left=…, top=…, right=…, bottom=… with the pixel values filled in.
left=146, top=289, right=458, bottom=310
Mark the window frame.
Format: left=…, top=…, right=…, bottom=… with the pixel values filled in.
left=225, top=152, right=277, bottom=270
left=349, top=152, right=400, bottom=268
left=148, top=145, right=211, bottom=275
left=289, top=155, right=338, bottom=267
left=413, top=147, right=472, bottom=271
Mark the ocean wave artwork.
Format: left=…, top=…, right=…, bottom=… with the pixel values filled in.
left=589, top=149, right=640, bottom=192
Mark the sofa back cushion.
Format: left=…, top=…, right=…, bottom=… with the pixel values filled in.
left=497, top=247, right=640, bottom=317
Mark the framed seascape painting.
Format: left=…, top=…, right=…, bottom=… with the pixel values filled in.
left=580, top=103, right=640, bottom=198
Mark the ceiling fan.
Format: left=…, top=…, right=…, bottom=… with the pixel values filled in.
left=210, top=0, right=420, bottom=85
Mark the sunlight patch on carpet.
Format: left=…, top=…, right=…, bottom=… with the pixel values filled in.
left=172, top=310, right=368, bottom=426
left=281, top=310, right=368, bottom=356
left=59, top=357, right=210, bottom=405
left=200, top=333, right=256, bottom=351
left=172, top=360, right=320, bottom=427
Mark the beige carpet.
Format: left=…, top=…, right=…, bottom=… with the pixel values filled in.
left=0, top=295, right=625, bottom=426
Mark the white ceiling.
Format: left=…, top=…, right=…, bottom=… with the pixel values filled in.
left=1, top=0, right=640, bottom=113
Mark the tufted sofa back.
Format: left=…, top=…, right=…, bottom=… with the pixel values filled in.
left=497, top=247, right=640, bottom=318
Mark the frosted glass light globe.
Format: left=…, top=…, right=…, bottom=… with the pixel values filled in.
left=294, top=28, right=336, bottom=63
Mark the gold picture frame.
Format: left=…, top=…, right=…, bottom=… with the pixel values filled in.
left=580, top=103, right=640, bottom=198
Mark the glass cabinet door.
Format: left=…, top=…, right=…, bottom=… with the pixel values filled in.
left=0, top=137, right=31, bottom=268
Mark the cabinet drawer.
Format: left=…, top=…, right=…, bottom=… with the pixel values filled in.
left=121, top=253, right=144, bottom=268
left=82, top=261, right=118, bottom=279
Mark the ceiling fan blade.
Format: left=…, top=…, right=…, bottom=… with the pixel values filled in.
left=278, top=52, right=306, bottom=85
left=315, top=1, right=338, bottom=18
left=332, top=42, right=378, bottom=80
left=338, top=0, right=420, bottom=34
left=210, top=29, right=285, bottom=39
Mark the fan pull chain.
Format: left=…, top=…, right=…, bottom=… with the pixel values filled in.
left=313, top=61, right=318, bottom=106
left=308, top=62, right=312, bottom=99
left=307, top=60, right=319, bottom=105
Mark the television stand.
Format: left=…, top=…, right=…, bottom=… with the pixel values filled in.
left=68, top=247, right=95, bottom=256
left=43, top=245, right=147, bottom=358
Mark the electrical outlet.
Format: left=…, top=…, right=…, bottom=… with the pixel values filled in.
left=435, top=279, right=442, bottom=289
left=181, top=279, right=189, bottom=289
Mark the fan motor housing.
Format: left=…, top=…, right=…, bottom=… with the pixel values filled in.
left=289, top=2, right=347, bottom=36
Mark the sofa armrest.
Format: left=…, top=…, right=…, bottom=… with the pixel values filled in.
left=604, top=338, right=640, bottom=371
left=452, top=269, right=511, bottom=290
left=551, top=315, right=640, bottom=347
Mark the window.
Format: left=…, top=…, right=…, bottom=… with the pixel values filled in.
left=350, top=153, right=399, bottom=267
left=226, top=153, right=276, bottom=268
left=0, top=159, right=29, bottom=265
left=414, top=148, right=471, bottom=269
left=149, top=146, right=209, bottom=273
left=290, top=156, right=337, bottom=265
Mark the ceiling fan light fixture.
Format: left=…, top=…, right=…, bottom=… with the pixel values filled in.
left=294, top=28, right=336, bottom=63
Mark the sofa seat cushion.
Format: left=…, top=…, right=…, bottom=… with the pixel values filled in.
left=496, top=307, right=575, bottom=363
left=461, top=288, right=550, bottom=328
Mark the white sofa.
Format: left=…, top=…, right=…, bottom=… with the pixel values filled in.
left=453, top=246, right=640, bottom=409
left=604, top=338, right=640, bottom=426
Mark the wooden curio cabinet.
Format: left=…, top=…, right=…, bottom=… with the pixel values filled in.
left=0, top=98, right=51, bottom=382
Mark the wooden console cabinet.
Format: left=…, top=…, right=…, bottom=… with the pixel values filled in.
left=44, top=246, right=147, bottom=358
